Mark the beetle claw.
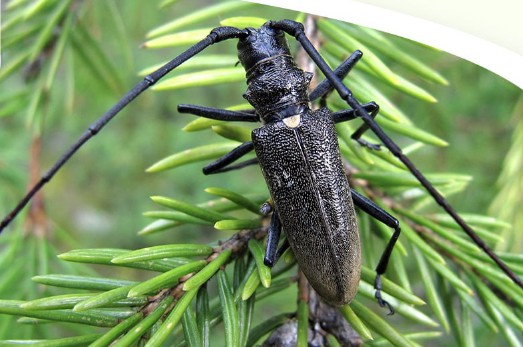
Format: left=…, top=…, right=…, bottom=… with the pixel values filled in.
left=374, top=275, right=395, bottom=315
left=375, top=290, right=395, bottom=315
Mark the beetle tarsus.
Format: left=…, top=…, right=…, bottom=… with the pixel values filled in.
left=263, top=257, right=274, bottom=267
left=355, top=138, right=382, bottom=150
left=309, top=50, right=362, bottom=102
left=374, top=274, right=395, bottom=315
left=376, top=292, right=395, bottom=315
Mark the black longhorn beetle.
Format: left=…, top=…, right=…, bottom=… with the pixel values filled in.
left=1, top=19, right=522, bottom=309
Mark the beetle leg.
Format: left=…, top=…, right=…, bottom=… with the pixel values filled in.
left=295, top=33, right=380, bottom=149
left=331, top=103, right=381, bottom=150
left=202, top=141, right=257, bottom=175
left=260, top=200, right=289, bottom=267
left=330, top=102, right=377, bottom=124
left=309, top=50, right=362, bottom=102
left=178, top=104, right=259, bottom=122
left=351, top=189, right=401, bottom=315
left=350, top=106, right=382, bottom=150
left=264, top=211, right=283, bottom=267
left=204, top=158, right=259, bottom=174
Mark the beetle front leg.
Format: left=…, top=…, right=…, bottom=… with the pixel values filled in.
left=178, top=104, right=259, bottom=122
left=305, top=42, right=380, bottom=150
left=351, top=189, right=401, bottom=314
left=309, top=50, right=362, bottom=103
left=178, top=104, right=261, bottom=174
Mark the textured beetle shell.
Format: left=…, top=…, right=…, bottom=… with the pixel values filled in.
left=252, top=108, right=361, bottom=306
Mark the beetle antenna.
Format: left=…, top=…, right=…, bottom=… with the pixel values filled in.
left=0, top=27, right=244, bottom=234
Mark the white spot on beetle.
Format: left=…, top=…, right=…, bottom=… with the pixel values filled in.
left=283, top=115, right=301, bottom=128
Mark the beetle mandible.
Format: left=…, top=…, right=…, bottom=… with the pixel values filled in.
left=1, top=19, right=522, bottom=307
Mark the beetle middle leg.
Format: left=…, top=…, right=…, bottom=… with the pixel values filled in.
left=178, top=103, right=292, bottom=264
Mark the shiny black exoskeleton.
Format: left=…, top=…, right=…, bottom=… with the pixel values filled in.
left=238, top=24, right=362, bottom=305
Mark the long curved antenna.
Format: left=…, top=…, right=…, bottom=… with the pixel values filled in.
left=0, top=26, right=245, bottom=234
left=269, top=19, right=523, bottom=290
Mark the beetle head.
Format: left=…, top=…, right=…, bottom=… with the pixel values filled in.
left=237, top=23, right=291, bottom=72
left=237, top=23, right=312, bottom=123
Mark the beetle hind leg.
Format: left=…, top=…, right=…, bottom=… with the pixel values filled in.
left=374, top=275, right=395, bottom=315
left=351, top=189, right=401, bottom=314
